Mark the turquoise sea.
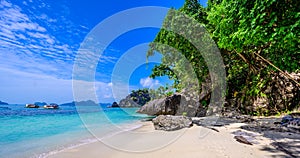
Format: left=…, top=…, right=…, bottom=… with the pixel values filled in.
left=0, top=104, right=147, bottom=158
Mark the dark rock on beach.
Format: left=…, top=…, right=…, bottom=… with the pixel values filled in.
left=152, top=115, right=193, bottom=131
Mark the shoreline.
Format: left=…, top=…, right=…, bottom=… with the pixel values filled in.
left=47, top=119, right=294, bottom=158
left=41, top=120, right=145, bottom=158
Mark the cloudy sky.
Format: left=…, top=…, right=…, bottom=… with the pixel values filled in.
left=0, top=0, right=207, bottom=104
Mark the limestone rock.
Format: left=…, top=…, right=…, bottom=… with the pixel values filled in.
left=137, top=93, right=206, bottom=117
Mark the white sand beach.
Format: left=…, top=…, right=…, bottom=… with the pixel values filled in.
left=48, top=121, right=291, bottom=158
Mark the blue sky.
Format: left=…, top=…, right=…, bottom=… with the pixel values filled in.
left=0, top=0, right=207, bottom=104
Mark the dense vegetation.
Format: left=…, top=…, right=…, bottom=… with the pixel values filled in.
left=147, top=0, right=300, bottom=115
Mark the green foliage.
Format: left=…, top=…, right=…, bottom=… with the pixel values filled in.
left=207, top=0, right=300, bottom=72
left=147, top=0, right=299, bottom=115
left=129, top=89, right=151, bottom=106
left=148, top=84, right=176, bottom=99
left=206, top=0, right=299, bottom=114
left=147, top=0, right=209, bottom=91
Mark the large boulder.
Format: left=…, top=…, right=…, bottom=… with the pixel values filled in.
left=137, top=93, right=206, bottom=117
left=152, top=115, right=193, bottom=131
left=137, top=94, right=180, bottom=115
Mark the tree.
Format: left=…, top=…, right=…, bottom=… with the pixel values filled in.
left=206, top=0, right=300, bottom=114
left=147, top=0, right=300, bottom=115
left=147, top=0, right=209, bottom=91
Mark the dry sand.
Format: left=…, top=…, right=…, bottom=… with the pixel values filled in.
left=48, top=121, right=290, bottom=158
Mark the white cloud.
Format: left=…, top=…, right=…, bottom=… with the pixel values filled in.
left=140, top=77, right=160, bottom=88
left=0, top=0, right=123, bottom=104
left=0, top=0, right=76, bottom=78
left=1, top=0, right=12, bottom=7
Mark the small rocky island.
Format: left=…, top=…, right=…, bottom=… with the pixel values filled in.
left=0, top=101, right=8, bottom=105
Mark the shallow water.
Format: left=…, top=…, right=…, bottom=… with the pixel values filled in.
left=0, top=104, right=147, bottom=158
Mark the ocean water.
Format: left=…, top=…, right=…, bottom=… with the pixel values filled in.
left=0, top=104, right=148, bottom=158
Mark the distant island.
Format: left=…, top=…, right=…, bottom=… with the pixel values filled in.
left=0, top=101, right=8, bottom=105
left=60, top=100, right=101, bottom=106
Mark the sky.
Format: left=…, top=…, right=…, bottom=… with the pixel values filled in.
left=0, top=0, right=207, bottom=104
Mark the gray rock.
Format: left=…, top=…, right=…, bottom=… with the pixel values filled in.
left=136, top=98, right=167, bottom=115
left=152, top=115, right=193, bottom=131
left=137, top=94, right=206, bottom=117
left=281, top=115, right=300, bottom=129
left=191, top=117, right=202, bottom=126
left=137, top=94, right=181, bottom=115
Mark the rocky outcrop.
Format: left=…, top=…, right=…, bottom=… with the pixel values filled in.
left=118, top=89, right=151, bottom=108
left=136, top=77, right=214, bottom=117
left=225, top=71, right=300, bottom=115
left=268, top=72, right=300, bottom=112
left=252, top=72, right=299, bottom=114
left=118, top=95, right=141, bottom=107
left=137, top=93, right=207, bottom=117
left=152, top=115, right=193, bottom=131
left=137, top=94, right=180, bottom=115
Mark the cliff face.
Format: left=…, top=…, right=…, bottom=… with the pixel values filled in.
left=226, top=71, right=300, bottom=115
